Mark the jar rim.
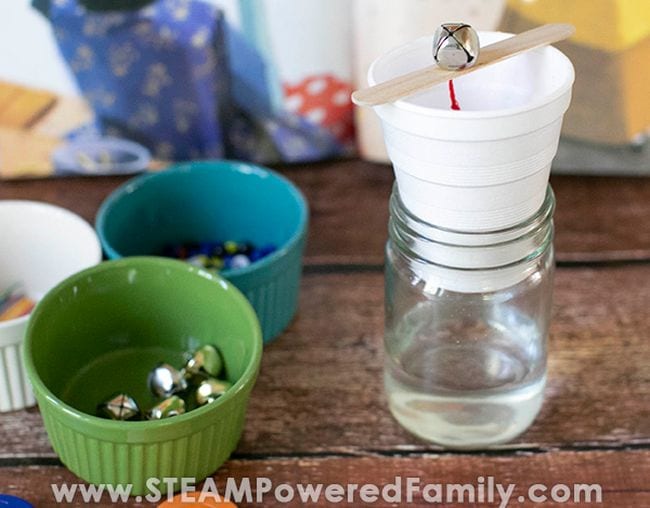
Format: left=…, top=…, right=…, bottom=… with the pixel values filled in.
left=388, top=185, right=555, bottom=271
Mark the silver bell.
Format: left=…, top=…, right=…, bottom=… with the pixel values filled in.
left=146, top=395, right=186, bottom=420
left=148, top=363, right=188, bottom=398
left=433, top=23, right=480, bottom=70
left=195, top=378, right=232, bottom=406
left=97, top=393, right=141, bottom=421
left=184, top=345, right=223, bottom=379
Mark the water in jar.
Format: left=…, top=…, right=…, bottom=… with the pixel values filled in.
left=384, top=298, right=547, bottom=448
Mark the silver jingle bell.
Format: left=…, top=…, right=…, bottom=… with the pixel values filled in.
left=433, top=23, right=480, bottom=70
left=195, top=378, right=232, bottom=406
left=146, top=395, right=186, bottom=420
left=148, top=362, right=189, bottom=398
left=184, top=344, right=223, bottom=379
left=97, top=393, right=141, bottom=421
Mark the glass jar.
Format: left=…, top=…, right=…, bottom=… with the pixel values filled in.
left=384, top=185, right=555, bottom=448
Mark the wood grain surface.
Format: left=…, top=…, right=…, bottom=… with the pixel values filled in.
left=1, top=161, right=650, bottom=264
left=1, top=267, right=648, bottom=460
left=0, top=161, right=649, bottom=507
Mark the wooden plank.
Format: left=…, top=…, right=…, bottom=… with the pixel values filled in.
left=0, top=175, right=125, bottom=225
left=0, top=128, right=61, bottom=178
left=1, top=266, right=648, bottom=458
left=1, top=162, right=650, bottom=263
left=551, top=175, right=650, bottom=262
left=32, top=96, right=94, bottom=139
left=1, top=449, right=648, bottom=507
left=0, top=88, right=57, bottom=129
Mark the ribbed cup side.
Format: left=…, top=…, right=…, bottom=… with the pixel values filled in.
left=383, top=119, right=562, bottom=185
left=38, top=391, right=251, bottom=496
left=401, top=188, right=549, bottom=233
left=0, top=340, right=36, bottom=412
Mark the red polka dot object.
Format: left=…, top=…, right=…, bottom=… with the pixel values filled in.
left=284, top=74, right=354, bottom=144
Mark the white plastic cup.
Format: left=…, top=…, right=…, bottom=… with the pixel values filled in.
left=0, top=201, right=101, bottom=412
left=369, top=32, right=575, bottom=231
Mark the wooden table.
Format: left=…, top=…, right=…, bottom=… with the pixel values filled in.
left=1, top=160, right=649, bottom=506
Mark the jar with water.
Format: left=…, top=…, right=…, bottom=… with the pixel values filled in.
left=368, top=29, right=574, bottom=447
left=384, top=186, right=555, bottom=448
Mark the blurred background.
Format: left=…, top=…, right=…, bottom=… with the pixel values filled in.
left=0, top=0, right=648, bottom=178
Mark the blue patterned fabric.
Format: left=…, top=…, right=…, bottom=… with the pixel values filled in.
left=45, top=0, right=348, bottom=164
left=221, top=21, right=342, bottom=163
left=50, top=0, right=226, bottom=160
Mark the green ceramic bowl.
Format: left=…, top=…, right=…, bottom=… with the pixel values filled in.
left=23, top=257, right=262, bottom=495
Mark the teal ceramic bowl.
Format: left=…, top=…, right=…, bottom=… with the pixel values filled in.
left=96, top=160, right=309, bottom=343
left=24, top=257, right=263, bottom=495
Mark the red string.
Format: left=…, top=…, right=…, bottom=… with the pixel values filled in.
left=448, top=80, right=461, bottom=111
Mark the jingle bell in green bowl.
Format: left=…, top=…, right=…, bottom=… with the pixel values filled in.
left=95, top=160, right=309, bottom=343
left=23, top=257, right=262, bottom=495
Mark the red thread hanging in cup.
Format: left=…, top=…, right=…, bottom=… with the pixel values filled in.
left=448, top=80, right=461, bottom=111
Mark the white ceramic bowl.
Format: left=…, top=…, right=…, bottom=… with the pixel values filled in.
left=0, top=201, right=101, bottom=412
